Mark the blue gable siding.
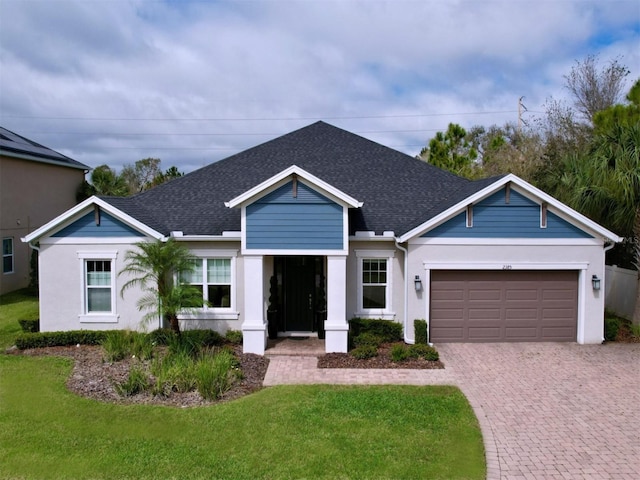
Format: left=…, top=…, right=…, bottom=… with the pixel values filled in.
left=246, top=181, right=344, bottom=250
left=422, top=188, right=593, bottom=239
left=52, top=211, right=142, bottom=238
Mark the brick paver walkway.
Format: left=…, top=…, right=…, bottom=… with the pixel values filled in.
left=263, top=340, right=640, bottom=480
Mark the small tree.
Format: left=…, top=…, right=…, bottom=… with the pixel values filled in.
left=119, top=239, right=201, bottom=333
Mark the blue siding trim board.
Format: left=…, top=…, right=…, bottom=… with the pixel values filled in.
left=246, top=181, right=344, bottom=250
left=422, top=187, right=593, bottom=239
left=52, top=211, right=142, bottom=238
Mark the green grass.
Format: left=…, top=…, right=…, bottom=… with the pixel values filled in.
left=0, top=355, right=485, bottom=479
left=0, top=291, right=485, bottom=479
left=0, top=289, right=38, bottom=350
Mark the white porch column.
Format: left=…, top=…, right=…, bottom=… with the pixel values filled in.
left=325, top=255, right=348, bottom=353
left=242, top=255, right=267, bottom=354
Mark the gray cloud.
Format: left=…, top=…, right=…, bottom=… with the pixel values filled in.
left=0, top=0, right=638, bottom=174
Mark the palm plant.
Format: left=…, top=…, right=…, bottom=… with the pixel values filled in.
left=558, top=123, right=640, bottom=323
left=120, top=239, right=202, bottom=333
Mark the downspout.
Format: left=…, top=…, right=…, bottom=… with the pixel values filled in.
left=394, top=238, right=413, bottom=345
left=600, top=241, right=616, bottom=343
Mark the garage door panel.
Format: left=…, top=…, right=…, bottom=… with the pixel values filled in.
left=468, top=308, right=502, bottom=320
left=468, top=327, right=501, bottom=339
left=505, top=308, right=538, bottom=319
left=431, top=270, right=577, bottom=342
left=506, top=289, right=539, bottom=300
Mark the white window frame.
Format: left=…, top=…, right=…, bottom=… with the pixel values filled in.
left=179, top=249, right=239, bottom=320
left=77, top=251, right=119, bottom=323
left=2, top=237, right=14, bottom=274
left=355, top=249, right=395, bottom=320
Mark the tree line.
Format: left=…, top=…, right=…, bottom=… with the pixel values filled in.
left=78, top=157, right=183, bottom=199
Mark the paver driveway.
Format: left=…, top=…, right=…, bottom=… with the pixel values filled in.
left=438, top=342, right=640, bottom=480
left=264, top=341, right=640, bottom=479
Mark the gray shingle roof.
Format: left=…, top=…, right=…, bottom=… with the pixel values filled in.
left=0, top=126, right=89, bottom=170
left=105, top=121, right=500, bottom=237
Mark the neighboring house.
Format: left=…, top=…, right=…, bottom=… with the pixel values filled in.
left=23, top=122, right=621, bottom=354
left=1, top=127, right=89, bottom=295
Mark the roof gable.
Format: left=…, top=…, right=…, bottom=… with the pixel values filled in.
left=225, top=165, right=362, bottom=209
left=23, top=197, right=163, bottom=243
left=399, top=174, right=622, bottom=243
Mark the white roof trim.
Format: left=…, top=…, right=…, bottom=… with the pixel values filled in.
left=224, top=165, right=363, bottom=209
left=398, top=174, right=623, bottom=243
left=22, top=196, right=164, bottom=243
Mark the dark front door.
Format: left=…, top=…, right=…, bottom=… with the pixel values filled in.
left=278, top=256, right=322, bottom=332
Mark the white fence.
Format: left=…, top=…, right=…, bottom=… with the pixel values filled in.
left=605, top=265, right=638, bottom=320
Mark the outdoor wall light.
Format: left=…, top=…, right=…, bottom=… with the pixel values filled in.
left=591, top=275, right=601, bottom=291
left=414, top=275, right=422, bottom=292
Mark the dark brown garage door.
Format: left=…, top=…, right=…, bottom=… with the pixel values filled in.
left=430, top=270, right=578, bottom=342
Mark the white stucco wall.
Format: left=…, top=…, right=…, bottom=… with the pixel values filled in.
left=38, top=241, right=148, bottom=332
left=346, top=241, right=405, bottom=324
left=405, top=239, right=608, bottom=344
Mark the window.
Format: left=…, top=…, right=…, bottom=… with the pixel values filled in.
left=86, top=260, right=112, bottom=312
left=2, top=238, right=13, bottom=274
left=356, top=250, right=395, bottom=319
left=78, top=251, right=118, bottom=323
left=182, top=258, right=232, bottom=308
left=362, top=259, right=387, bottom=309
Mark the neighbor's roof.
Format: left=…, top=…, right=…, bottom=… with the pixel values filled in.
left=103, top=121, right=497, bottom=236
left=0, top=126, right=89, bottom=170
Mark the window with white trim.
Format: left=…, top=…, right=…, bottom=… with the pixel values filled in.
left=78, top=251, right=118, bottom=322
left=2, top=238, right=14, bottom=274
left=362, top=259, right=387, bottom=308
left=182, top=258, right=233, bottom=308
left=356, top=250, right=395, bottom=318
left=86, top=260, right=113, bottom=312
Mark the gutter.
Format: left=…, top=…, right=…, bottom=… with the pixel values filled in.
left=394, top=238, right=414, bottom=345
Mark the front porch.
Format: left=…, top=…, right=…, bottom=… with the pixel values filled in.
left=242, top=254, right=349, bottom=355
left=265, top=337, right=326, bottom=356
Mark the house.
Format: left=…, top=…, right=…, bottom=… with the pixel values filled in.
left=1, top=127, right=89, bottom=295
left=23, top=122, right=621, bottom=354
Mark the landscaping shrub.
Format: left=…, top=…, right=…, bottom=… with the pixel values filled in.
left=196, top=349, right=241, bottom=400
left=604, top=316, right=621, bottom=341
left=350, top=345, right=378, bottom=359
left=352, top=332, right=383, bottom=348
left=152, top=349, right=198, bottom=395
left=225, top=329, right=243, bottom=345
left=18, top=319, right=39, bottom=333
left=102, top=331, right=132, bottom=362
left=414, top=319, right=427, bottom=344
left=131, top=332, right=154, bottom=360
left=349, top=318, right=403, bottom=342
left=115, top=365, right=150, bottom=397
left=408, top=344, right=439, bottom=361
left=148, top=328, right=176, bottom=346
left=15, top=330, right=107, bottom=349
left=390, top=344, right=409, bottom=362
left=181, top=329, right=224, bottom=348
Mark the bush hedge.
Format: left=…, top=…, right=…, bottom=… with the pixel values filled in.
left=18, top=319, right=40, bottom=333
left=349, top=318, right=403, bottom=342
left=414, top=319, right=427, bottom=344
left=16, top=330, right=108, bottom=349
left=604, top=316, right=621, bottom=341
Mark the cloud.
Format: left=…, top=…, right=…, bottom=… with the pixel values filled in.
left=0, top=0, right=638, bottom=174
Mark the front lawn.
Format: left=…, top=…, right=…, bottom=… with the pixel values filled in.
left=0, top=289, right=38, bottom=350
left=0, top=354, right=485, bottom=479
left=0, top=292, right=485, bottom=478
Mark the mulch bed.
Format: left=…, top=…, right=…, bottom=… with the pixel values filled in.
left=15, top=344, right=269, bottom=408
left=318, top=342, right=444, bottom=369
left=10, top=341, right=444, bottom=407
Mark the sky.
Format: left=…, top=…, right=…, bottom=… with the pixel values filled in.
left=1, top=0, right=639, bottom=175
